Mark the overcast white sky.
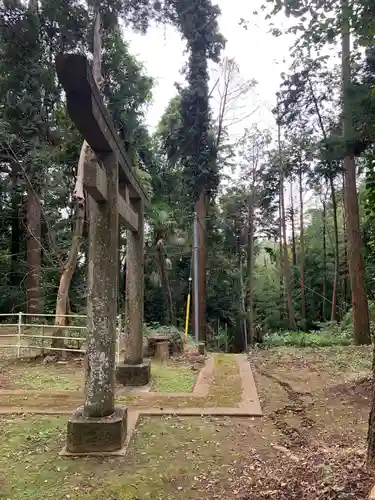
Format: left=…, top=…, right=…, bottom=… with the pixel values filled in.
left=124, top=1, right=321, bottom=216
left=126, top=0, right=295, bottom=139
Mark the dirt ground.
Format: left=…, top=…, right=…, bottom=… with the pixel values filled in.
left=240, top=346, right=375, bottom=500
left=0, top=346, right=374, bottom=499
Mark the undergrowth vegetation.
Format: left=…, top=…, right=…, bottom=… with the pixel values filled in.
left=264, top=328, right=352, bottom=348
left=263, top=303, right=375, bottom=348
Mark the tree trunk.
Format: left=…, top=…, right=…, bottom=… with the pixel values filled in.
left=156, top=239, right=174, bottom=325
left=342, top=174, right=348, bottom=306
left=341, top=0, right=370, bottom=346
left=278, top=202, right=284, bottom=323
left=25, top=0, right=42, bottom=317
left=342, top=173, right=350, bottom=308
left=322, top=200, right=327, bottom=322
left=246, top=192, right=255, bottom=346
left=278, top=119, right=296, bottom=329
left=26, top=183, right=42, bottom=316
left=367, top=385, right=375, bottom=468
left=290, top=181, right=297, bottom=269
left=10, top=164, right=21, bottom=287
left=239, top=242, right=247, bottom=350
left=52, top=11, right=102, bottom=350
left=298, top=167, right=306, bottom=329
left=195, top=190, right=207, bottom=342
left=307, top=61, right=341, bottom=323
left=330, top=176, right=340, bottom=321
left=51, top=143, right=89, bottom=349
left=344, top=155, right=370, bottom=344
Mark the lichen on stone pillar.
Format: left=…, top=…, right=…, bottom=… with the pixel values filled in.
left=123, top=198, right=145, bottom=366
left=83, top=152, right=118, bottom=418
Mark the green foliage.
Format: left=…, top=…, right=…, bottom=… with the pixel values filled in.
left=0, top=0, right=156, bottom=317
left=364, top=150, right=375, bottom=250
left=206, top=327, right=231, bottom=352
left=341, top=300, right=375, bottom=332
left=102, top=25, right=153, bottom=162
left=144, top=323, right=184, bottom=341
left=264, top=329, right=352, bottom=348
left=140, top=1, right=225, bottom=200
left=1, top=0, right=375, bottom=356
left=265, top=300, right=375, bottom=348
left=176, top=0, right=225, bottom=199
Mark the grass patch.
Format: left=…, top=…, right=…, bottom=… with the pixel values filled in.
left=0, top=358, right=83, bottom=391
left=1, top=354, right=243, bottom=410
left=0, top=346, right=373, bottom=500
left=12, top=365, right=82, bottom=391
left=0, top=392, right=84, bottom=409
left=151, top=361, right=197, bottom=393
left=1, top=359, right=198, bottom=394
left=314, top=346, right=372, bottom=373
left=0, top=414, right=237, bottom=500
left=205, top=354, right=241, bottom=407
left=119, top=354, right=241, bottom=408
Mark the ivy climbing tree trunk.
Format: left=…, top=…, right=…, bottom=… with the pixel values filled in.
left=195, top=190, right=207, bottom=342
left=174, top=0, right=224, bottom=344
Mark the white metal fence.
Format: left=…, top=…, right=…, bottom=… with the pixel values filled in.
left=0, top=313, right=122, bottom=361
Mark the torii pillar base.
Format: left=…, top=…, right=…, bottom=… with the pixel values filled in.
left=116, top=360, right=151, bottom=386
left=64, top=405, right=127, bottom=455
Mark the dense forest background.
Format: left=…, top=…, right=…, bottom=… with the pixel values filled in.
left=0, top=0, right=375, bottom=351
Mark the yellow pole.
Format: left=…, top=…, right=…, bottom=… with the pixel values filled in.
left=185, top=276, right=192, bottom=342
left=185, top=293, right=191, bottom=342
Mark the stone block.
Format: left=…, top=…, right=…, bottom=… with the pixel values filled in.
left=155, top=340, right=169, bottom=361
left=66, top=405, right=127, bottom=454
left=116, top=359, right=151, bottom=386
left=198, top=342, right=206, bottom=355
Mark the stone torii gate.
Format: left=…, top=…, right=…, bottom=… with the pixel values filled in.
left=56, top=54, right=150, bottom=454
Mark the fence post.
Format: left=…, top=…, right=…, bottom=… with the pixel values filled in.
left=17, top=312, right=22, bottom=358
left=41, top=324, right=45, bottom=356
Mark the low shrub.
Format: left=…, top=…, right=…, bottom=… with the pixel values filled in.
left=263, top=328, right=352, bottom=348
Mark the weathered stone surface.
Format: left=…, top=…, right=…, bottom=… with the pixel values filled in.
left=147, top=333, right=184, bottom=357
left=147, top=335, right=169, bottom=357
left=198, top=342, right=206, bottom=355
left=116, top=360, right=151, bottom=386
left=66, top=405, right=127, bottom=453
left=155, top=341, right=169, bottom=361
left=123, top=199, right=144, bottom=366
left=84, top=151, right=118, bottom=418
